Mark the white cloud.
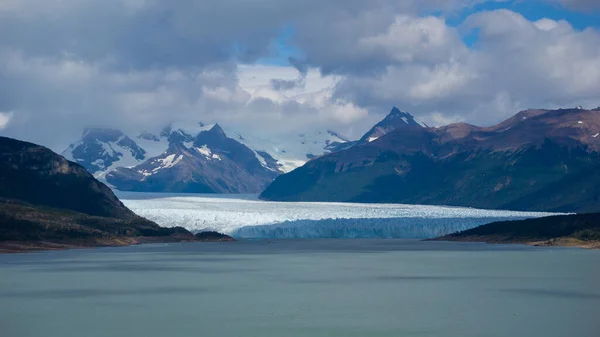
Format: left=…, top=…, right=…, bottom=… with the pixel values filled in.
left=534, top=18, right=560, bottom=31
left=0, top=2, right=599, bottom=150
left=360, top=15, right=467, bottom=64
left=238, top=65, right=337, bottom=98
left=335, top=9, right=600, bottom=126
left=0, top=111, right=12, bottom=129
left=425, top=112, right=464, bottom=127
left=0, top=49, right=370, bottom=150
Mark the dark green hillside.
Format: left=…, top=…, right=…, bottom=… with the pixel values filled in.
left=437, top=213, right=600, bottom=249
left=0, top=136, right=232, bottom=252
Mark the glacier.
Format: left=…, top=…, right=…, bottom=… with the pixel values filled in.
left=232, top=217, right=527, bottom=239
left=119, top=193, right=562, bottom=239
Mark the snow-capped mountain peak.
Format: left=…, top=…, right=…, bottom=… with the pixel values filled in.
left=63, top=120, right=354, bottom=189
left=358, top=107, right=427, bottom=144
left=384, top=107, right=428, bottom=128
left=205, top=123, right=227, bottom=138
left=62, top=128, right=147, bottom=178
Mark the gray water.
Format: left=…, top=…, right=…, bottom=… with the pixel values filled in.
left=1, top=240, right=599, bottom=337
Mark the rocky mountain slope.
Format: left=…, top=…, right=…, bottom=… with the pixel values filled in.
left=63, top=128, right=147, bottom=178
left=0, top=136, right=200, bottom=252
left=261, top=107, right=600, bottom=213
left=63, top=122, right=350, bottom=193
left=106, top=124, right=279, bottom=193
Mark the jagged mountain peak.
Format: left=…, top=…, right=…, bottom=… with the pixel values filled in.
left=63, top=128, right=146, bottom=176
left=358, top=107, right=426, bottom=144
left=208, top=123, right=227, bottom=137
left=388, top=106, right=406, bottom=116
left=193, top=123, right=228, bottom=148
left=167, top=129, right=194, bottom=147
left=383, top=107, right=427, bottom=127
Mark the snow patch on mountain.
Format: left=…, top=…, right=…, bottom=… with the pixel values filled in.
left=95, top=146, right=143, bottom=179
left=154, top=154, right=183, bottom=171
left=196, top=145, right=211, bottom=157
left=196, top=145, right=222, bottom=161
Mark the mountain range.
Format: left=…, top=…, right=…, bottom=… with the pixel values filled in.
left=62, top=105, right=600, bottom=213
left=63, top=122, right=349, bottom=193
left=261, top=106, right=600, bottom=213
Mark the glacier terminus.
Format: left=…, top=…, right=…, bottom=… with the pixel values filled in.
left=119, top=193, right=561, bottom=240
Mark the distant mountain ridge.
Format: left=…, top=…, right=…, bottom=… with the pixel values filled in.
left=64, top=128, right=147, bottom=178
left=261, top=106, right=600, bottom=213
left=105, top=124, right=279, bottom=193
left=63, top=121, right=351, bottom=193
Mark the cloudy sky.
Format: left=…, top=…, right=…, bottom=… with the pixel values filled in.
left=0, top=0, right=599, bottom=151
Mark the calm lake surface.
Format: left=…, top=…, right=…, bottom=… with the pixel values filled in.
left=1, top=240, right=599, bottom=337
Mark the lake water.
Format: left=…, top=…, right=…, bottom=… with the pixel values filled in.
left=1, top=240, right=599, bottom=337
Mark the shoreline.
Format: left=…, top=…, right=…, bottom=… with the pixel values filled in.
left=4, top=236, right=599, bottom=254
left=432, top=236, right=600, bottom=249
left=0, top=235, right=235, bottom=254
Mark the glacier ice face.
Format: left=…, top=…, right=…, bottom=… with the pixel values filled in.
left=232, top=217, right=523, bottom=239
left=119, top=193, right=562, bottom=239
